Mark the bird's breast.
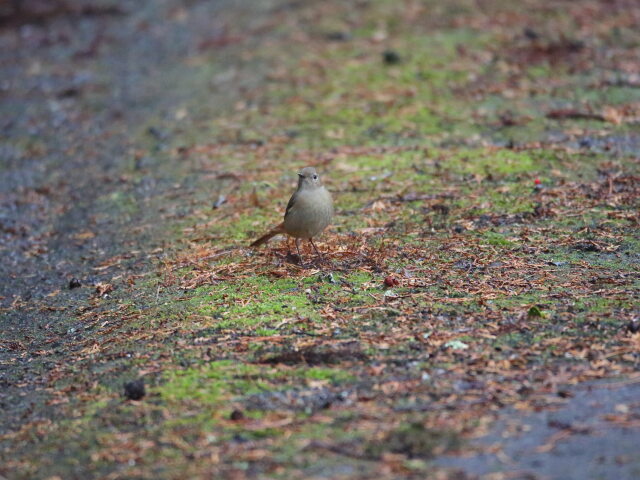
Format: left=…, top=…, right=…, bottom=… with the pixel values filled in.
left=283, top=187, right=333, bottom=238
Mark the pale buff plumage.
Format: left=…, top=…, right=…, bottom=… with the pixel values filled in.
left=250, top=167, right=333, bottom=259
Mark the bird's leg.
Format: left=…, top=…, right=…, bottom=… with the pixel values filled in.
left=309, top=238, right=323, bottom=260
left=295, top=238, right=303, bottom=263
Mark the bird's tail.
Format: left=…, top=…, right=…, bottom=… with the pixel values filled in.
left=250, top=223, right=286, bottom=248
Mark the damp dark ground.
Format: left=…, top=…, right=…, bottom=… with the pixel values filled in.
left=1, top=1, right=639, bottom=479
left=436, top=378, right=640, bottom=479
left=0, top=0, right=265, bottom=441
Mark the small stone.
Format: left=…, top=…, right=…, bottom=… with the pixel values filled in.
left=230, top=409, right=245, bottom=421
left=123, top=379, right=145, bottom=400
left=548, top=261, right=567, bottom=267
left=233, top=434, right=248, bottom=443
left=68, top=278, right=82, bottom=289
left=382, top=50, right=401, bottom=65
left=323, top=272, right=336, bottom=283
left=627, top=320, right=640, bottom=334
left=212, top=194, right=227, bottom=209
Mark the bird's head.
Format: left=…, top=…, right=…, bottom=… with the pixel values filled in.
left=297, top=166, right=322, bottom=189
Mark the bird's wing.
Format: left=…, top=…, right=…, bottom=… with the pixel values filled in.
left=284, top=191, right=298, bottom=218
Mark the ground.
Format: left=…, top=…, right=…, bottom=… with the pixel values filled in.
left=0, top=0, right=639, bottom=479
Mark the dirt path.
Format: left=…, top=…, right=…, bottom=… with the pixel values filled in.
left=0, top=0, right=257, bottom=432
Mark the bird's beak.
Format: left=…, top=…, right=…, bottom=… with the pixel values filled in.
left=297, top=173, right=304, bottom=178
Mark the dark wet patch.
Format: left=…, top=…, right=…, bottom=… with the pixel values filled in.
left=0, top=1, right=125, bottom=28
left=366, top=423, right=462, bottom=459
left=436, top=379, right=640, bottom=479
left=572, top=241, right=603, bottom=253
left=537, top=131, right=640, bottom=157
left=512, top=34, right=586, bottom=66
left=382, top=50, right=402, bottom=65
left=254, top=341, right=368, bottom=365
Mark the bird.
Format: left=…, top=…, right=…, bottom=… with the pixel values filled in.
left=250, top=166, right=334, bottom=261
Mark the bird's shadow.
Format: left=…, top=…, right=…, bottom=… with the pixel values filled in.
left=274, top=250, right=329, bottom=269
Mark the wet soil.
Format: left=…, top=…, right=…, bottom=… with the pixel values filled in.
left=437, top=378, right=640, bottom=480
left=0, top=0, right=262, bottom=433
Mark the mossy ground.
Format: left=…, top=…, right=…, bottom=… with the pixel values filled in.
left=1, top=0, right=639, bottom=479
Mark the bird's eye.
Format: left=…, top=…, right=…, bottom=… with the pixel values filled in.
left=313, top=174, right=318, bottom=180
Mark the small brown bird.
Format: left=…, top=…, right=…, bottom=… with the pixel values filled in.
left=250, top=167, right=334, bottom=260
